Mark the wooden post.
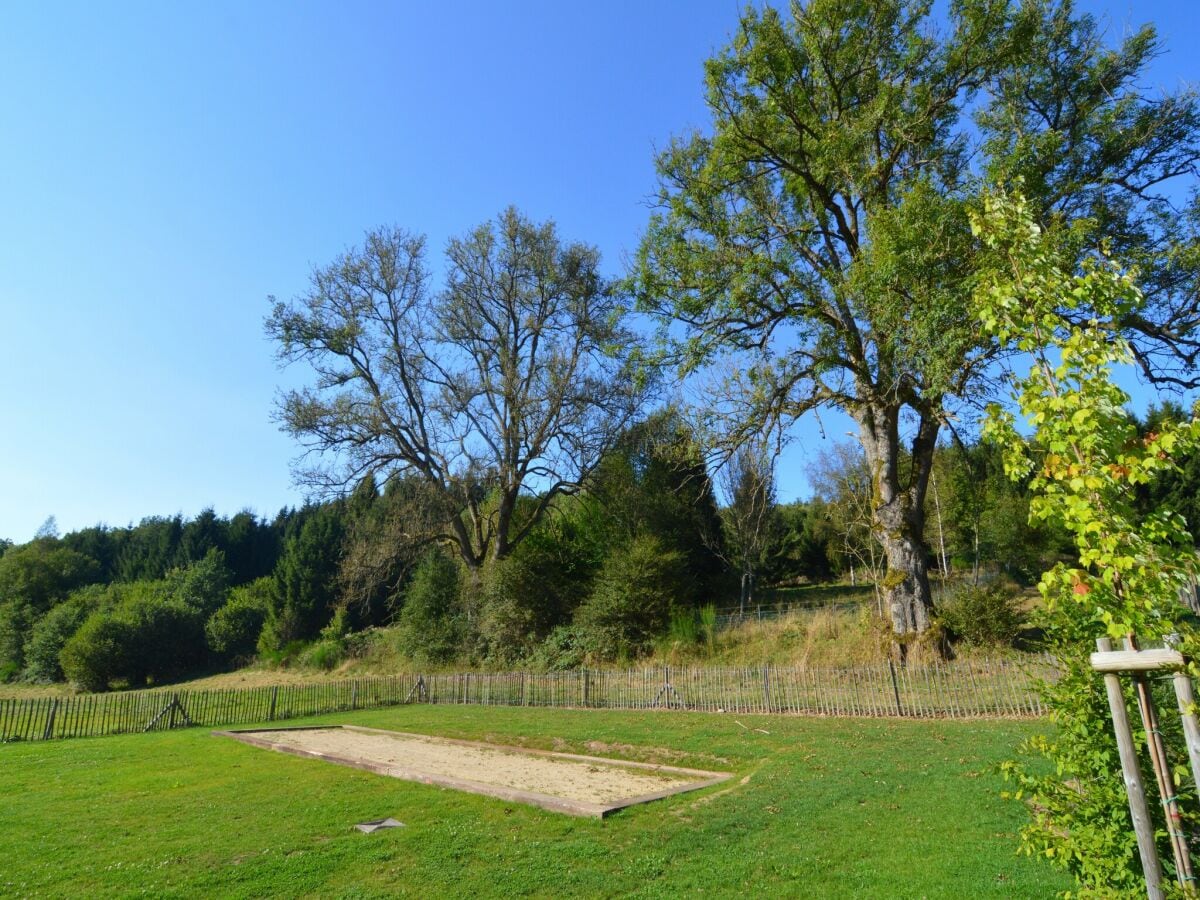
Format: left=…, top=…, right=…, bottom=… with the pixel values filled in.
left=763, top=664, right=772, bottom=713
left=42, top=699, right=59, bottom=741
left=1097, top=638, right=1165, bottom=899
left=582, top=669, right=590, bottom=708
left=1124, top=637, right=1194, bottom=888
left=887, top=658, right=904, bottom=716
left=351, top=682, right=358, bottom=710
left=1171, top=670, right=1200, bottom=799
left=268, top=686, right=278, bottom=722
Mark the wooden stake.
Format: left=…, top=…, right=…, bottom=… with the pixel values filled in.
left=1097, top=638, right=1165, bottom=899
left=1124, top=636, right=1194, bottom=889
left=1171, top=670, right=1200, bottom=802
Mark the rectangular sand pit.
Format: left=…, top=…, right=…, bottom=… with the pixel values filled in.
left=215, top=725, right=732, bottom=818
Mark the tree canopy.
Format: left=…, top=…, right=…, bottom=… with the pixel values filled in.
left=632, top=0, right=1200, bottom=642
left=268, top=207, right=647, bottom=568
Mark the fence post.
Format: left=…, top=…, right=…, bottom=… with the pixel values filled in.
left=887, top=658, right=904, bottom=717
left=1097, top=638, right=1165, bottom=899
left=351, top=682, right=358, bottom=710
left=168, top=693, right=178, bottom=730
left=268, top=686, right=278, bottom=722
left=42, top=699, right=59, bottom=740
left=763, top=664, right=772, bottom=713
left=582, top=669, right=590, bottom=708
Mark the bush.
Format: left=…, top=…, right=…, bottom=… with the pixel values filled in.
left=205, top=578, right=272, bottom=661
left=574, top=534, right=685, bottom=661
left=477, top=522, right=597, bottom=663
left=395, top=550, right=464, bottom=664
left=24, top=589, right=101, bottom=682
left=59, top=586, right=206, bottom=691
left=524, top=625, right=588, bottom=671
left=300, top=639, right=345, bottom=671
left=0, top=600, right=33, bottom=673
left=60, top=613, right=134, bottom=691
left=936, top=582, right=1024, bottom=647
left=164, top=549, right=231, bottom=618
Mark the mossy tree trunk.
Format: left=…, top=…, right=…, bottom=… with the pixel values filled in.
left=857, top=401, right=939, bottom=647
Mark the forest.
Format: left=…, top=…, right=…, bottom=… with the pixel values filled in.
left=0, top=401, right=1195, bottom=691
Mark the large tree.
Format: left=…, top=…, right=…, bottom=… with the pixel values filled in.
left=633, top=0, right=1199, bottom=645
left=268, top=207, right=645, bottom=569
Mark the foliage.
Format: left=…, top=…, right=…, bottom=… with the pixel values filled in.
left=163, top=548, right=231, bottom=619
left=0, top=541, right=100, bottom=614
left=262, top=504, right=346, bottom=650
left=267, top=208, right=645, bottom=567
left=205, top=578, right=273, bottom=661
left=394, top=549, right=464, bottom=665
left=975, top=191, right=1200, bottom=893
left=0, top=600, right=34, bottom=675
left=632, top=0, right=1200, bottom=637
left=59, top=613, right=133, bottom=692
left=23, top=587, right=103, bottom=682
left=935, top=582, right=1024, bottom=648
left=574, top=534, right=686, bottom=660
left=717, top=438, right=781, bottom=608
left=586, top=410, right=729, bottom=607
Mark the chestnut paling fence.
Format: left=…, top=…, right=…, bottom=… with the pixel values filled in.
left=0, top=655, right=1054, bottom=743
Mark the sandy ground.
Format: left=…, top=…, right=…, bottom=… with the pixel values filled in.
left=248, top=727, right=705, bottom=804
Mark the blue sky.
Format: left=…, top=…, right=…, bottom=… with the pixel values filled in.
left=1, top=1, right=1196, bottom=542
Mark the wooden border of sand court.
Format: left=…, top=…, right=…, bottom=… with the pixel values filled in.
left=213, top=725, right=733, bottom=818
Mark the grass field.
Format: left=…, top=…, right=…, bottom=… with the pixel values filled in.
left=0, top=705, right=1067, bottom=898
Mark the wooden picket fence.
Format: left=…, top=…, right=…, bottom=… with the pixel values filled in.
left=0, top=655, right=1053, bottom=743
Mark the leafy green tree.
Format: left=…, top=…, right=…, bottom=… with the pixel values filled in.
left=574, top=534, right=686, bottom=660
left=587, top=411, right=729, bottom=607
left=976, top=191, right=1200, bottom=893
left=394, top=549, right=464, bottom=664
left=205, top=578, right=273, bottom=661
left=0, top=600, right=33, bottom=680
left=60, top=613, right=133, bottom=692
left=633, top=0, right=1200, bottom=642
left=268, top=208, right=646, bottom=569
left=114, top=515, right=183, bottom=582
left=23, top=587, right=103, bottom=682
left=0, top=542, right=100, bottom=614
left=163, top=548, right=231, bottom=618
left=478, top=508, right=601, bottom=662
left=717, top=438, right=781, bottom=610
left=261, top=504, right=346, bottom=649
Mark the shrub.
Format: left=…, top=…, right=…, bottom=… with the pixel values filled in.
left=395, top=550, right=464, bottom=664
left=0, top=600, right=33, bottom=673
left=164, top=549, right=231, bottom=618
left=24, top=590, right=100, bottom=682
left=667, top=607, right=698, bottom=645
left=60, top=613, right=133, bottom=692
left=205, top=578, right=272, bottom=661
left=936, top=582, right=1024, bottom=647
left=477, top=522, right=597, bottom=662
left=524, top=625, right=587, bottom=671
left=574, top=534, right=685, bottom=661
left=59, top=586, right=206, bottom=691
left=300, top=639, right=345, bottom=671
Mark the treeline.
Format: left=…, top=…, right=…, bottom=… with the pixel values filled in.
left=1, top=406, right=1194, bottom=690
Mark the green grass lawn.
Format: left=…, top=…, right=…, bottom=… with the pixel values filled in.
left=0, top=706, right=1067, bottom=898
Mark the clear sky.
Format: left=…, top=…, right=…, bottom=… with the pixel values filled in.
left=1, top=1, right=1196, bottom=543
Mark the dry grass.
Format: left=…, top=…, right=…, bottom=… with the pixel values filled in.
left=652, top=606, right=893, bottom=668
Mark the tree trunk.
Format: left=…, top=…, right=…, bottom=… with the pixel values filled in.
left=857, top=402, right=937, bottom=644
